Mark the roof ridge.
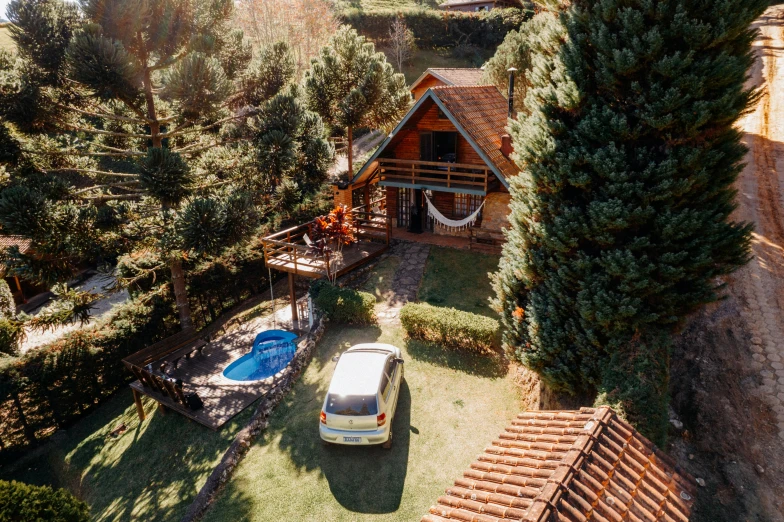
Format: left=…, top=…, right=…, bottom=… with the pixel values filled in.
left=523, top=406, right=613, bottom=522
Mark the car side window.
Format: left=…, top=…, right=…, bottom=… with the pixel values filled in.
left=380, top=357, right=394, bottom=400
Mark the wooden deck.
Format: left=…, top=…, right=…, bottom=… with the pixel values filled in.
left=130, top=302, right=310, bottom=430
left=262, top=206, right=391, bottom=279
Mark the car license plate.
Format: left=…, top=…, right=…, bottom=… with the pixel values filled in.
left=343, top=436, right=361, bottom=443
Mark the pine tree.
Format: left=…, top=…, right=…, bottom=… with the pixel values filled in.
left=0, top=0, right=320, bottom=330
left=493, top=0, right=766, bottom=419
left=304, top=26, right=410, bottom=176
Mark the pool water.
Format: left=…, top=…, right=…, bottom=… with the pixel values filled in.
left=223, top=330, right=298, bottom=382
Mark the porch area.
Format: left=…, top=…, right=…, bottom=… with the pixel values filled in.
left=261, top=206, right=391, bottom=280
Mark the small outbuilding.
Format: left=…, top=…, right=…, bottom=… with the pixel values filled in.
left=410, top=68, right=485, bottom=101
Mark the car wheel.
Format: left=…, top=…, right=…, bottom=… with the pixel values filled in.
left=382, top=428, right=393, bottom=449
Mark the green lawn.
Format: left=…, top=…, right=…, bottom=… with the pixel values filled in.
left=418, top=246, right=501, bottom=318
left=401, top=47, right=493, bottom=84
left=1, top=392, right=253, bottom=522
left=201, top=324, right=519, bottom=522
left=0, top=25, right=14, bottom=54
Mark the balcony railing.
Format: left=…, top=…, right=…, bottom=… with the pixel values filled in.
left=377, top=158, right=491, bottom=193
left=262, top=204, right=390, bottom=279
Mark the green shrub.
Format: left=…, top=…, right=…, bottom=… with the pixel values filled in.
left=0, top=318, right=23, bottom=356
left=0, top=480, right=89, bottom=522
left=313, top=283, right=376, bottom=324
left=594, top=332, right=670, bottom=447
left=0, top=279, right=15, bottom=319
left=400, top=302, right=498, bottom=352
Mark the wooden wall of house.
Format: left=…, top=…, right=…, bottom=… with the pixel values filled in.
left=385, top=103, right=488, bottom=166
left=412, top=76, right=445, bottom=101
left=386, top=186, right=398, bottom=227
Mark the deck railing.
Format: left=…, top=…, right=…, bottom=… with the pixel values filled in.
left=262, top=204, right=390, bottom=279
left=378, top=158, right=491, bottom=193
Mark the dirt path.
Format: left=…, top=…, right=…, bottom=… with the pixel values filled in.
left=734, top=5, right=784, bottom=441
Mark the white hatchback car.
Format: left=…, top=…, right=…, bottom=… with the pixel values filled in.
left=319, top=343, right=404, bottom=448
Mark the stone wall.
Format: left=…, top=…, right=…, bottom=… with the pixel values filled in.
left=480, top=192, right=511, bottom=231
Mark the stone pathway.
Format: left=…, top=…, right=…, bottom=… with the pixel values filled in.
left=735, top=8, right=784, bottom=441
left=376, top=242, right=431, bottom=325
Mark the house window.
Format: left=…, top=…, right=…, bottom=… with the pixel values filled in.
left=437, top=108, right=448, bottom=120
left=454, top=194, right=483, bottom=219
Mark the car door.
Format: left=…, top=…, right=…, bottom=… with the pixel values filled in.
left=382, top=356, right=401, bottom=421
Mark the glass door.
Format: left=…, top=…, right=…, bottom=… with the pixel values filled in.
left=397, top=188, right=411, bottom=228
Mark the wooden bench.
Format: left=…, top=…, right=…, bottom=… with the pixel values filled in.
left=123, top=329, right=209, bottom=418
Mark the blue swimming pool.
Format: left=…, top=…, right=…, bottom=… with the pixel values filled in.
left=223, top=330, right=298, bottom=382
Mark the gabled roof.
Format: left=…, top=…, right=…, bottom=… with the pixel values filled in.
left=352, top=85, right=518, bottom=188
left=421, top=407, right=696, bottom=522
left=410, top=68, right=485, bottom=92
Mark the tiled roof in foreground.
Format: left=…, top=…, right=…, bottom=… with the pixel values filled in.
left=422, top=407, right=696, bottom=522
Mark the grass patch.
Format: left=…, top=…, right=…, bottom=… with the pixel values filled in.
left=333, top=0, right=439, bottom=13
left=418, top=247, right=500, bottom=318
left=201, top=323, right=520, bottom=521
left=360, top=255, right=401, bottom=302
left=0, top=392, right=253, bottom=522
left=0, top=25, right=14, bottom=54
left=401, top=47, right=492, bottom=84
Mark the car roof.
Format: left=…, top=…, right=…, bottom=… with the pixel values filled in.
left=328, top=350, right=389, bottom=397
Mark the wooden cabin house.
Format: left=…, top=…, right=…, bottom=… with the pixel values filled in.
left=342, top=85, right=517, bottom=254
left=409, top=68, right=484, bottom=101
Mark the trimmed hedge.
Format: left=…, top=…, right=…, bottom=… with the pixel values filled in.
left=311, top=281, right=376, bottom=324
left=340, top=8, right=531, bottom=50
left=0, top=480, right=89, bottom=522
left=400, top=302, right=498, bottom=352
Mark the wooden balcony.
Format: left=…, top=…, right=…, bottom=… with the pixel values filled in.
left=262, top=205, right=390, bottom=280
left=377, top=158, right=493, bottom=195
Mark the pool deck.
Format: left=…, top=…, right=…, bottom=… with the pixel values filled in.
left=130, top=297, right=310, bottom=430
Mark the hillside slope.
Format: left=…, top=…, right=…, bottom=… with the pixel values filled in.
left=669, top=6, right=784, bottom=521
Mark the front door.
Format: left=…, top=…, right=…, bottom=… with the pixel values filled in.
left=397, top=188, right=412, bottom=228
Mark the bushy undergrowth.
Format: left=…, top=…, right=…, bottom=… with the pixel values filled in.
left=0, top=479, right=89, bottom=522
left=400, top=302, right=498, bottom=353
left=594, top=334, right=670, bottom=446
left=340, top=8, right=530, bottom=50
left=311, top=281, right=376, bottom=324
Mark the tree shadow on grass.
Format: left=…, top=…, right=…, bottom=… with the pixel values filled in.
left=3, top=391, right=253, bottom=522
left=404, top=338, right=508, bottom=379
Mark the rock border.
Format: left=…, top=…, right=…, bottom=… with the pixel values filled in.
left=179, top=314, right=328, bottom=522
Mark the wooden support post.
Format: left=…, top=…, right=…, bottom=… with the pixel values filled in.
left=364, top=183, right=370, bottom=213
left=132, top=388, right=146, bottom=421
left=288, top=272, right=298, bottom=323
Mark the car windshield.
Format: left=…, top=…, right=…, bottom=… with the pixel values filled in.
left=325, top=394, right=378, bottom=416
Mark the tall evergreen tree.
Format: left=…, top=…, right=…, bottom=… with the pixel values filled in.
left=493, top=0, right=765, bottom=434
left=0, top=0, right=316, bottom=330
left=303, top=26, right=410, bottom=176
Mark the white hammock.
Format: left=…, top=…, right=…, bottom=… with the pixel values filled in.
left=424, top=193, right=485, bottom=231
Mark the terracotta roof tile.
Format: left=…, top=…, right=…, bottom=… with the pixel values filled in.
left=0, top=235, right=32, bottom=255
left=431, top=85, right=519, bottom=182
left=421, top=407, right=696, bottom=522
